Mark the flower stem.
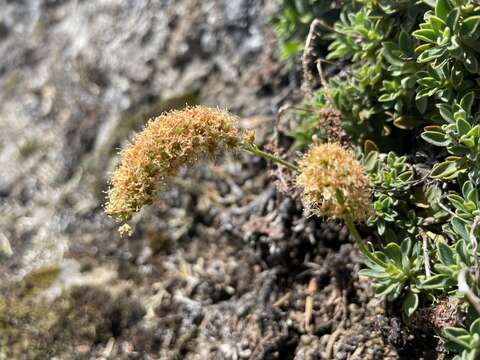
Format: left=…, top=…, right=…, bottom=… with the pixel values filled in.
left=242, top=144, right=299, bottom=173
left=344, top=214, right=388, bottom=268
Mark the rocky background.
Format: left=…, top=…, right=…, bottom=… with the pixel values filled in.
left=0, top=1, right=433, bottom=359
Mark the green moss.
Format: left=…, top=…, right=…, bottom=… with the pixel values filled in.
left=21, top=264, right=61, bottom=294
left=0, top=281, right=145, bottom=359
left=18, top=139, right=41, bottom=159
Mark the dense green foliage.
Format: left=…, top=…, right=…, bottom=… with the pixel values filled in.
left=276, top=0, right=480, bottom=358
left=272, top=0, right=342, bottom=59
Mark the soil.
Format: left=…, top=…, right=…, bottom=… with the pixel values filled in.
left=0, top=1, right=446, bottom=359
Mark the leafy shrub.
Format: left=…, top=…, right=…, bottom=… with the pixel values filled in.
left=271, top=0, right=342, bottom=60
left=280, top=0, right=480, bottom=357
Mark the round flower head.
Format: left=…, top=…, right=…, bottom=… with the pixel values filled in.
left=105, top=106, right=241, bottom=225
left=296, top=143, right=373, bottom=222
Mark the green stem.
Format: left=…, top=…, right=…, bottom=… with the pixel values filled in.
left=242, top=144, right=299, bottom=173
left=344, top=215, right=389, bottom=268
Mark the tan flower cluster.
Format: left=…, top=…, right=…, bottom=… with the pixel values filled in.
left=105, top=106, right=240, bottom=224
left=296, top=143, right=373, bottom=222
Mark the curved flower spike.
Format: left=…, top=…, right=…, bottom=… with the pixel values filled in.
left=105, top=106, right=241, bottom=226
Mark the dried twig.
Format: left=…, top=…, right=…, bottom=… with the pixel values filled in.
left=469, top=216, right=480, bottom=288
left=305, top=278, right=317, bottom=332
left=419, top=230, right=432, bottom=278
left=302, top=19, right=324, bottom=95
left=272, top=292, right=291, bottom=308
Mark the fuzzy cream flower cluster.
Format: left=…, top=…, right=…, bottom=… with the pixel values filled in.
left=105, top=106, right=240, bottom=227
left=296, top=143, right=373, bottom=222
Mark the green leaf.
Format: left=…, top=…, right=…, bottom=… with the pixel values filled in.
left=452, top=218, right=470, bottom=242
left=446, top=8, right=460, bottom=31
left=384, top=242, right=403, bottom=267
left=444, top=327, right=471, bottom=348
left=460, top=92, right=475, bottom=113
left=448, top=145, right=470, bottom=156
left=438, top=104, right=455, bottom=123
left=383, top=41, right=403, bottom=66
left=462, top=181, right=474, bottom=198
left=413, top=29, right=438, bottom=43
left=416, top=96, right=428, bottom=114
left=437, top=242, right=455, bottom=266
left=365, top=150, right=379, bottom=171
left=376, top=282, right=401, bottom=298
left=421, top=131, right=450, bottom=146
left=431, top=161, right=459, bottom=179
left=444, top=326, right=470, bottom=338
left=464, top=52, right=479, bottom=74
left=457, top=117, right=472, bottom=135
left=470, top=318, right=480, bottom=334
left=399, top=30, right=414, bottom=56
left=379, top=93, right=397, bottom=102
left=448, top=193, right=467, bottom=210
left=359, top=269, right=389, bottom=279
left=394, top=116, right=419, bottom=130
left=463, top=15, right=480, bottom=36
left=421, top=274, right=455, bottom=289
left=466, top=125, right=480, bottom=138
left=364, top=140, right=378, bottom=156
left=402, top=291, right=419, bottom=319
left=435, top=0, right=451, bottom=21
left=429, top=15, right=446, bottom=32
left=455, top=240, right=471, bottom=265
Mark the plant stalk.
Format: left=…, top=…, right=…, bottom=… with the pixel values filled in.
left=344, top=215, right=389, bottom=268
left=242, top=144, right=299, bottom=173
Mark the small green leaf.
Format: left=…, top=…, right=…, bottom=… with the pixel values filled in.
left=431, top=161, right=459, bottom=179
left=448, top=194, right=467, bottom=210
left=446, top=8, right=460, bottom=31
left=385, top=242, right=403, bottom=267
left=364, top=150, right=379, bottom=171
left=437, top=242, right=455, bottom=266
left=438, top=104, right=455, bottom=123
left=452, top=218, right=470, bottom=242
left=463, top=15, right=480, bottom=36
left=421, top=274, right=455, bottom=289
left=421, top=131, right=450, bottom=146
left=460, top=92, right=475, bottom=113
left=470, top=318, right=480, bottom=334
left=359, top=269, right=389, bottom=279
left=399, top=30, right=414, bottom=56
left=455, top=240, right=471, bottom=265
left=394, top=116, right=419, bottom=130
left=456, top=118, right=472, bottom=135
left=413, top=29, right=438, bottom=43
left=435, top=0, right=451, bottom=21
left=466, top=125, right=480, bottom=138
left=463, top=181, right=474, bottom=198
left=464, top=52, right=479, bottom=74
left=448, top=145, right=470, bottom=156
left=364, top=140, right=378, bottom=156
left=416, top=96, right=428, bottom=114
left=444, top=327, right=471, bottom=348
left=402, top=291, right=419, bottom=319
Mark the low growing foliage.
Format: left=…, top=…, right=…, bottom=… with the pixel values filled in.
left=276, top=0, right=480, bottom=357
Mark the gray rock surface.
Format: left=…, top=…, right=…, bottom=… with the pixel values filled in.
left=0, top=0, right=283, bottom=280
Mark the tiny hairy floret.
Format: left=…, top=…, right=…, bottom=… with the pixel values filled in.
left=297, top=143, right=373, bottom=222
left=105, top=106, right=241, bottom=224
